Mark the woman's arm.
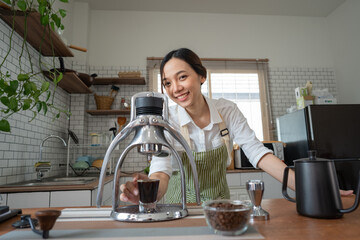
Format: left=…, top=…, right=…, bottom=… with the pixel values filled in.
left=257, top=153, right=295, bottom=190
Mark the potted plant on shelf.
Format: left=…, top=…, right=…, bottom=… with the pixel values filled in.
left=0, top=0, right=69, bottom=132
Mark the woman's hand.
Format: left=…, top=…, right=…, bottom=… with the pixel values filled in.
left=340, top=189, right=354, bottom=196
left=119, top=173, right=149, bottom=203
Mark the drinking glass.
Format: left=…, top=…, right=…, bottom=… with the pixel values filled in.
left=137, top=179, right=160, bottom=213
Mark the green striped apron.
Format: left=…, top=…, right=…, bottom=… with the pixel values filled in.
left=164, top=145, right=230, bottom=203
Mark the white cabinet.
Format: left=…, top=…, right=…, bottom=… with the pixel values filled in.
left=91, top=179, right=114, bottom=206
left=262, top=172, right=295, bottom=199
left=228, top=186, right=249, bottom=201
left=226, top=171, right=294, bottom=200
left=7, top=192, right=50, bottom=209
left=0, top=193, right=7, bottom=206
left=50, top=190, right=92, bottom=207
left=6, top=180, right=114, bottom=208
left=226, top=172, right=263, bottom=201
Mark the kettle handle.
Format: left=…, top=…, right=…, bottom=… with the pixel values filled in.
left=339, top=169, right=360, bottom=214
left=282, top=166, right=296, bottom=203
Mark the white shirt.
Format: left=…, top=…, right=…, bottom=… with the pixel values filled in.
left=149, top=96, right=272, bottom=177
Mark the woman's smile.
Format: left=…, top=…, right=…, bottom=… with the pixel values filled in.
left=175, top=91, right=190, bottom=101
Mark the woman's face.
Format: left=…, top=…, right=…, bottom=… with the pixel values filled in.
left=162, top=58, right=206, bottom=109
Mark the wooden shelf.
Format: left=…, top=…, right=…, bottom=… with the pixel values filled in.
left=43, top=71, right=92, bottom=94
left=86, top=109, right=131, bottom=115
left=0, top=9, right=73, bottom=57
left=92, top=77, right=146, bottom=85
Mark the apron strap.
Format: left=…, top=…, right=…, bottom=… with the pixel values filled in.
left=218, top=114, right=232, bottom=167
left=179, top=113, right=232, bottom=167
left=180, top=124, right=191, bottom=149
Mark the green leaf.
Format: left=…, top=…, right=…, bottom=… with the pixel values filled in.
left=46, top=91, right=51, bottom=101
left=30, top=82, right=37, bottom=91
left=33, top=90, right=41, bottom=99
left=0, top=78, right=8, bottom=89
left=9, top=80, right=19, bottom=92
left=36, top=101, right=42, bottom=112
left=60, top=24, right=64, bottom=30
left=5, top=86, right=16, bottom=96
left=0, top=119, right=10, bottom=132
left=59, top=9, right=67, bottom=18
left=41, top=82, right=50, bottom=92
left=17, top=73, right=29, bottom=81
left=42, top=102, right=48, bottom=114
left=3, top=0, right=11, bottom=5
left=0, top=96, right=9, bottom=107
left=60, top=0, right=69, bottom=3
left=50, top=21, right=55, bottom=31
left=40, top=14, right=49, bottom=26
left=9, top=97, right=18, bottom=111
left=38, top=5, right=46, bottom=15
left=55, top=72, right=63, bottom=84
left=17, top=0, right=27, bottom=11
left=56, top=113, right=60, bottom=118
left=51, top=14, right=61, bottom=28
left=23, top=99, right=32, bottom=110
left=23, top=82, right=32, bottom=95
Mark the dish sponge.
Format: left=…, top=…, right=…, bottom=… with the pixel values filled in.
left=34, top=161, right=51, bottom=171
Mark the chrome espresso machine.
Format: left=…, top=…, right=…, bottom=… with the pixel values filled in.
left=96, top=92, right=200, bottom=222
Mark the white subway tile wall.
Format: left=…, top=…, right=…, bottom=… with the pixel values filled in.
left=268, top=67, right=337, bottom=138
left=0, top=21, right=70, bottom=185
left=0, top=20, right=337, bottom=183
left=70, top=62, right=149, bottom=174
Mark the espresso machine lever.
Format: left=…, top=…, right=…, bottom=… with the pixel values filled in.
left=96, top=92, right=200, bottom=222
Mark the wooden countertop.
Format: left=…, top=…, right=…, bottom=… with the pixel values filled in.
left=0, top=197, right=359, bottom=239
left=0, top=170, right=258, bottom=193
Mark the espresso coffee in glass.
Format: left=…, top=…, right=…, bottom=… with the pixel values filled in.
left=137, top=179, right=160, bottom=213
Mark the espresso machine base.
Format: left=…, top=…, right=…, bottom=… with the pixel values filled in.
left=111, top=204, right=188, bottom=222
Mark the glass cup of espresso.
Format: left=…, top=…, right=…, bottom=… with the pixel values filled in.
left=137, top=179, right=160, bottom=213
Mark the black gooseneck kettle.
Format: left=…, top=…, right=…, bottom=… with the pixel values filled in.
left=282, top=151, right=360, bottom=219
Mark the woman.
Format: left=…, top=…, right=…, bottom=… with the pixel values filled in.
left=120, top=48, right=352, bottom=203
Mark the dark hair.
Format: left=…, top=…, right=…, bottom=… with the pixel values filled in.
left=160, top=48, right=207, bottom=91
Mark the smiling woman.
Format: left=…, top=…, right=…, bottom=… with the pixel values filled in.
left=117, top=48, right=295, bottom=207
left=148, top=57, right=272, bottom=141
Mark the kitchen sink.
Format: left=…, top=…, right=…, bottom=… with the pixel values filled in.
left=48, top=177, right=98, bottom=182
left=2, top=176, right=98, bottom=187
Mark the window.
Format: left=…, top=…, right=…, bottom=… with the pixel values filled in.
left=147, top=58, right=272, bottom=141
left=208, top=72, right=263, bottom=140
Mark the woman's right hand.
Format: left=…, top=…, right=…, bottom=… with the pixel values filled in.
left=119, top=173, right=149, bottom=203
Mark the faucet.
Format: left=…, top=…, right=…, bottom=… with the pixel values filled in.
left=37, top=135, right=67, bottom=180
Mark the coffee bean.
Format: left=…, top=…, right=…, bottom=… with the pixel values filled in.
left=204, top=202, right=250, bottom=232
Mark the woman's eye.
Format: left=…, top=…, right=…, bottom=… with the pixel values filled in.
left=164, top=81, right=171, bottom=87
left=179, top=75, right=187, bottom=80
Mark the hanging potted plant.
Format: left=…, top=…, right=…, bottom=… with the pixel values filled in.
left=0, top=0, right=70, bottom=132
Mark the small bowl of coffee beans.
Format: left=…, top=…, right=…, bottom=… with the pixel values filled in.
left=202, top=199, right=252, bottom=236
